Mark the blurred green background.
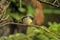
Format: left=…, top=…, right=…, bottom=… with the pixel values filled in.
left=0, top=0, right=60, bottom=40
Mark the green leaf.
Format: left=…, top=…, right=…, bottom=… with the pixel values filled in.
left=19, top=7, right=26, bottom=12
left=9, top=12, right=23, bottom=21
left=27, top=5, right=35, bottom=16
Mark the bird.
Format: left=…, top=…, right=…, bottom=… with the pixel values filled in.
left=17, top=16, right=33, bottom=34
left=20, top=16, right=33, bottom=25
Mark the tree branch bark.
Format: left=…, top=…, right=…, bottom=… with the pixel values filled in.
left=39, top=0, right=60, bottom=7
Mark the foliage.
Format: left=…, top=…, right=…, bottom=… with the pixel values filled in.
left=0, top=0, right=60, bottom=40
left=0, top=22, right=60, bottom=40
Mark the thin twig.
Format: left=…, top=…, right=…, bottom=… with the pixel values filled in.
left=39, top=0, right=60, bottom=7
left=0, top=1, right=10, bottom=20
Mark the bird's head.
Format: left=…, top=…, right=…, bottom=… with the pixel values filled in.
left=20, top=16, right=33, bottom=25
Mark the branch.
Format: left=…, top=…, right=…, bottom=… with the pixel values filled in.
left=39, top=0, right=60, bottom=7
left=20, top=0, right=22, bottom=8
left=3, top=22, right=60, bottom=38
left=0, top=0, right=10, bottom=20
left=2, top=22, right=34, bottom=27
